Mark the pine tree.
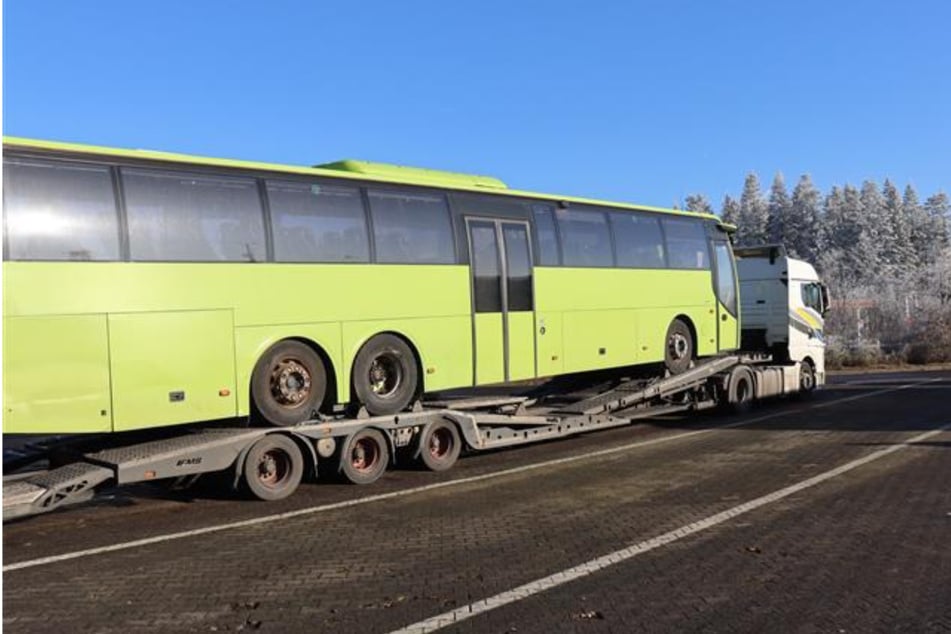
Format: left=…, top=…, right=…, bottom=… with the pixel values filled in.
left=923, top=192, right=950, bottom=260
left=737, top=173, right=768, bottom=246
left=788, top=174, right=821, bottom=261
left=882, top=179, right=913, bottom=270
left=858, top=180, right=886, bottom=274
left=684, top=194, right=714, bottom=215
left=766, top=173, right=790, bottom=246
left=720, top=195, right=740, bottom=226
left=903, top=185, right=928, bottom=267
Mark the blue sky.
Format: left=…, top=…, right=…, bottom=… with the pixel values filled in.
left=4, top=1, right=949, bottom=209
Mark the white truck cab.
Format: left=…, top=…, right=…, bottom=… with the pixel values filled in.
left=734, top=245, right=829, bottom=389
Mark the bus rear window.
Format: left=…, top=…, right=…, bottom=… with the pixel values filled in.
left=4, top=157, right=120, bottom=261
left=368, top=189, right=455, bottom=264
left=267, top=180, right=370, bottom=263
left=663, top=218, right=709, bottom=270
left=123, top=168, right=266, bottom=262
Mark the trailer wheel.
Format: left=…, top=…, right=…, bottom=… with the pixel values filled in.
left=417, top=420, right=461, bottom=472
left=340, top=428, right=389, bottom=485
left=352, top=334, right=419, bottom=416
left=664, top=318, right=694, bottom=375
left=727, top=367, right=754, bottom=414
left=242, top=435, right=304, bottom=501
left=252, top=340, right=327, bottom=426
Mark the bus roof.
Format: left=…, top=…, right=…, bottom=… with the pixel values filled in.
left=3, top=136, right=722, bottom=223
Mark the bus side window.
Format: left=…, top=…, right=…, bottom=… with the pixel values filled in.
left=4, top=157, right=120, bottom=262
left=531, top=205, right=561, bottom=266
left=610, top=211, right=666, bottom=268
left=662, top=217, right=709, bottom=270
left=266, top=180, right=370, bottom=263
left=367, top=189, right=455, bottom=264
left=555, top=207, right=614, bottom=268
left=123, top=168, right=266, bottom=262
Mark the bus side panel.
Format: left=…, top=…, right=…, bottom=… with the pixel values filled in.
left=562, top=310, right=638, bottom=373
left=534, top=268, right=719, bottom=372
left=507, top=311, right=536, bottom=381
left=534, top=311, right=564, bottom=378
left=473, top=313, right=505, bottom=385
left=109, top=310, right=237, bottom=431
left=342, top=316, right=472, bottom=397
left=2, top=315, right=113, bottom=434
left=233, top=322, right=344, bottom=414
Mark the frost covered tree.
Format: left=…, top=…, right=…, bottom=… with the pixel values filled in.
left=787, top=174, right=821, bottom=261
left=684, top=194, right=714, bottom=215
left=737, top=173, right=768, bottom=246
left=720, top=194, right=740, bottom=226
left=766, top=173, right=790, bottom=246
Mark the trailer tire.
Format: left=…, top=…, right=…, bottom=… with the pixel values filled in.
left=252, top=340, right=327, bottom=426
left=664, top=318, right=694, bottom=375
left=340, top=428, right=390, bottom=485
left=417, top=420, right=461, bottom=472
left=727, top=367, right=754, bottom=414
left=352, top=334, right=419, bottom=416
left=242, top=435, right=304, bottom=501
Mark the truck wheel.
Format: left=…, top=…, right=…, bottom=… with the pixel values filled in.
left=727, top=367, right=754, bottom=414
left=664, top=319, right=693, bottom=375
left=798, top=360, right=816, bottom=395
left=417, top=421, right=461, bottom=472
left=242, top=435, right=304, bottom=501
left=352, top=334, right=418, bottom=416
left=252, top=340, right=327, bottom=426
left=340, top=428, right=389, bottom=485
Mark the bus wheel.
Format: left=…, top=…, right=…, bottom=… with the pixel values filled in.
left=252, top=340, right=327, bottom=426
left=417, top=420, right=461, bottom=472
left=242, top=435, right=304, bottom=501
left=353, top=334, right=418, bottom=416
left=340, top=428, right=389, bottom=485
left=664, top=319, right=694, bottom=375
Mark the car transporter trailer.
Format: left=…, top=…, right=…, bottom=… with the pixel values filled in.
left=2, top=352, right=815, bottom=522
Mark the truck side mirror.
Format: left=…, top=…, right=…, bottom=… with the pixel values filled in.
left=820, top=283, right=831, bottom=316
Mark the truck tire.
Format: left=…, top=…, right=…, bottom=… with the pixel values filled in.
left=798, top=360, right=817, bottom=396
left=664, top=318, right=694, bottom=375
left=252, top=340, right=327, bottom=426
left=242, top=434, right=304, bottom=501
left=352, top=334, right=418, bottom=416
left=727, top=366, right=754, bottom=414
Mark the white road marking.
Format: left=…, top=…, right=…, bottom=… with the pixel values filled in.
left=390, top=422, right=950, bottom=634
left=3, top=378, right=938, bottom=573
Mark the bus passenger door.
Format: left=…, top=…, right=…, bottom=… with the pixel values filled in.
left=713, top=240, right=740, bottom=350
left=466, top=219, right=536, bottom=385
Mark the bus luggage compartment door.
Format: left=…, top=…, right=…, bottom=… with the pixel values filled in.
left=108, top=309, right=237, bottom=431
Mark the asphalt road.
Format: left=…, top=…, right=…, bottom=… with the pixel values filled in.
left=3, top=370, right=950, bottom=633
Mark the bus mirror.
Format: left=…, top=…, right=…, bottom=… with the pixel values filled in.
left=820, top=283, right=831, bottom=316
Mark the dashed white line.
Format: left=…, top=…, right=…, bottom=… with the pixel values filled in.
left=3, top=378, right=938, bottom=573
left=390, top=422, right=950, bottom=634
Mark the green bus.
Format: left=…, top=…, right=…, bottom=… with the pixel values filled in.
left=2, top=137, right=740, bottom=435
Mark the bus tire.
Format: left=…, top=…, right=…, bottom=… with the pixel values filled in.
left=242, top=434, right=304, bottom=501
left=251, top=340, right=327, bottom=427
left=352, top=334, right=418, bottom=416
left=664, top=318, right=694, bottom=375
left=340, top=428, right=389, bottom=485
left=417, top=420, right=461, bottom=472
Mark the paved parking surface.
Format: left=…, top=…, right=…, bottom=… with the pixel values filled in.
left=3, top=370, right=950, bottom=633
